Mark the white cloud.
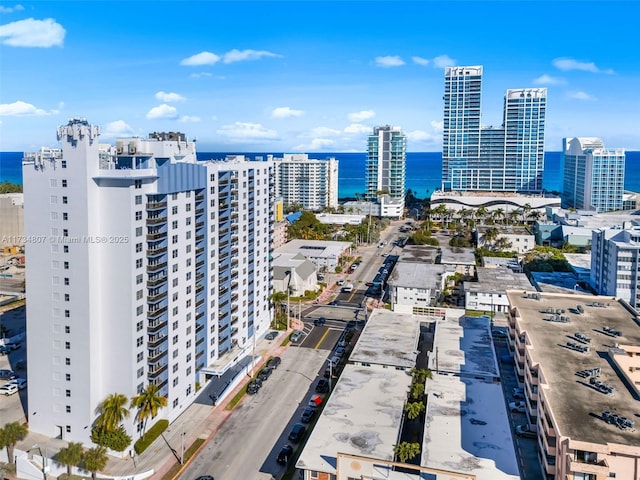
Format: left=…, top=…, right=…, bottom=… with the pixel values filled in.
left=412, top=56, right=430, bottom=66
left=374, top=55, right=405, bottom=68
left=430, top=120, right=444, bottom=133
left=102, top=120, right=134, bottom=137
left=406, top=130, right=435, bottom=142
left=223, top=49, right=281, bottom=64
left=0, top=100, right=56, bottom=116
left=189, top=72, right=213, bottom=78
left=344, top=123, right=370, bottom=134
left=552, top=57, right=613, bottom=74
left=180, top=51, right=221, bottom=66
left=0, top=17, right=65, bottom=47
left=293, top=138, right=336, bottom=151
left=532, top=74, right=566, bottom=85
left=155, top=91, right=186, bottom=103
left=0, top=5, right=25, bottom=13
left=179, top=115, right=201, bottom=123
left=348, top=110, right=375, bottom=122
left=566, top=91, right=596, bottom=101
left=271, top=106, right=304, bottom=118
left=433, top=54, right=456, bottom=68
left=146, top=104, right=178, bottom=119
left=216, top=122, right=277, bottom=141
left=305, top=126, right=341, bottom=137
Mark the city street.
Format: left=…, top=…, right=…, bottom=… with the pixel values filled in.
left=177, top=346, right=328, bottom=480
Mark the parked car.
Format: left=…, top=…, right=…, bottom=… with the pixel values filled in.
left=0, top=383, right=19, bottom=395
left=509, top=401, right=526, bottom=413
left=512, top=387, right=525, bottom=399
left=492, top=329, right=508, bottom=339
left=314, top=317, right=326, bottom=326
left=300, top=406, right=317, bottom=423
left=335, top=346, right=345, bottom=357
left=264, top=331, right=278, bottom=340
left=266, top=356, right=281, bottom=369
left=515, top=424, right=537, bottom=438
left=337, top=339, right=348, bottom=348
left=258, top=367, right=273, bottom=382
left=0, top=370, right=17, bottom=380
left=276, top=445, right=293, bottom=465
left=290, top=331, right=304, bottom=343
left=288, top=424, right=306, bottom=442
left=246, top=382, right=260, bottom=395
left=8, top=378, right=26, bottom=390
left=315, top=379, right=329, bottom=393
left=336, top=279, right=345, bottom=286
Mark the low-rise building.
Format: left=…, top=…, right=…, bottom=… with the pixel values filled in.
left=271, top=253, right=318, bottom=296
left=506, top=291, right=640, bottom=479
left=272, top=220, right=288, bottom=250
left=438, top=244, right=476, bottom=276
left=464, top=267, right=532, bottom=313
left=315, top=213, right=365, bottom=225
left=476, top=225, right=535, bottom=254
left=274, top=239, right=352, bottom=273
left=388, top=262, right=445, bottom=313
left=0, top=193, right=24, bottom=247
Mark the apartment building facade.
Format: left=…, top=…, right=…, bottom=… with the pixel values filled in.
left=23, top=119, right=274, bottom=444
left=272, top=153, right=338, bottom=211
left=506, top=291, right=640, bottom=480
left=365, top=125, right=406, bottom=217
left=562, top=137, right=626, bottom=213
left=442, top=66, right=546, bottom=193
left=591, top=224, right=640, bottom=308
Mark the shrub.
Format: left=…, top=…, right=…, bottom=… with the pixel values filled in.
left=133, top=419, right=169, bottom=454
left=91, top=425, right=131, bottom=452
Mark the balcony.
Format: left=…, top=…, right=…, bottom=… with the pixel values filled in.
left=148, top=334, right=167, bottom=347
left=147, top=246, right=167, bottom=257
left=146, top=201, right=167, bottom=210
left=148, top=348, right=167, bottom=362
left=147, top=290, right=167, bottom=303
left=148, top=363, right=168, bottom=378
left=148, top=306, right=168, bottom=319
left=147, top=261, right=167, bottom=272
left=569, top=457, right=609, bottom=476
left=147, top=273, right=167, bottom=287
left=147, top=319, right=168, bottom=332
left=147, top=231, right=166, bottom=241
left=146, top=216, right=167, bottom=225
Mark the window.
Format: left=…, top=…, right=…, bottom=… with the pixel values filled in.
left=66, top=389, right=71, bottom=397
left=62, top=196, right=68, bottom=204
left=136, top=226, right=142, bottom=237
left=186, top=231, right=192, bottom=239
left=62, top=212, right=68, bottom=220
left=136, top=337, right=143, bottom=347
left=63, top=229, right=69, bottom=237
left=135, top=195, right=142, bottom=205
left=173, top=378, right=179, bottom=387
left=137, top=367, right=144, bottom=378
left=136, top=242, right=143, bottom=253
left=173, top=278, right=179, bottom=287
left=65, top=325, right=70, bottom=334
left=66, top=374, right=71, bottom=381
left=134, top=180, right=142, bottom=189
left=64, top=309, right=70, bottom=318
left=172, top=235, right=178, bottom=244
left=172, top=249, right=178, bottom=259
left=64, top=294, right=70, bottom=301
left=172, top=206, right=178, bottom=215
left=136, top=258, right=143, bottom=268
left=186, top=203, right=192, bottom=212
left=65, top=357, right=71, bottom=365
left=66, top=405, right=71, bottom=413
left=173, top=364, right=179, bottom=373
left=173, top=335, right=179, bottom=345
left=64, top=261, right=69, bottom=269
left=136, top=290, right=143, bottom=300
left=63, top=245, right=69, bottom=253
left=65, top=341, right=71, bottom=349
left=136, top=274, right=143, bottom=285
left=136, top=305, right=143, bottom=316
left=172, top=220, right=178, bottom=229
left=66, top=425, right=71, bottom=433
left=137, top=352, right=144, bottom=362
left=137, top=321, right=143, bottom=332
left=186, top=217, right=191, bottom=226
left=61, top=179, right=68, bottom=187
left=135, top=211, right=143, bottom=221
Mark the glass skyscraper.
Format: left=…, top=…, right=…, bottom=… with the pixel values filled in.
left=365, top=125, right=407, bottom=202
left=441, top=66, right=547, bottom=193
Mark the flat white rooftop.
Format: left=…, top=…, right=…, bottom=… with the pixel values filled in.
left=387, top=262, right=444, bottom=290
left=350, top=310, right=420, bottom=369
left=296, top=365, right=411, bottom=474
left=423, top=374, right=520, bottom=480
left=275, top=239, right=352, bottom=258
left=430, top=315, right=499, bottom=379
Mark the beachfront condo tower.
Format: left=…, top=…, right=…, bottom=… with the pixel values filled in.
left=365, top=125, right=407, bottom=218
left=22, top=118, right=274, bottom=444
left=562, top=137, right=626, bottom=212
left=442, top=66, right=547, bottom=193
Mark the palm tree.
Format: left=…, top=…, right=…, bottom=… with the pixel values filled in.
left=394, top=441, right=421, bottom=463
left=130, top=384, right=168, bottom=436
left=410, top=368, right=433, bottom=383
left=482, top=227, right=500, bottom=247
left=508, top=210, right=520, bottom=226
left=492, top=208, right=505, bottom=225
left=82, top=446, right=108, bottom=480
left=410, top=381, right=425, bottom=400
left=476, top=206, right=488, bottom=225
left=269, top=291, right=287, bottom=329
left=56, top=442, right=84, bottom=476
left=494, top=237, right=513, bottom=252
left=405, top=401, right=425, bottom=420
left=433, top=204, right=448, bottom=228
left=0, top=421, right=28, bottom=464
left=95, top=393, right=130, bottom=432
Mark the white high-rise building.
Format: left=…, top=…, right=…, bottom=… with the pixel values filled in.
left=562, top=137, right=626, bottom=212
left=591, top=224, right=640, bottom=308
left=272, top=153, right=338, bottom=211
left=365, top=125, right=406, bottom=218
left=23, top=119, right=274, bottom=444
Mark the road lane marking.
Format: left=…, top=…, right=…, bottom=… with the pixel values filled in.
left=314, top=328, right=331, bottom=350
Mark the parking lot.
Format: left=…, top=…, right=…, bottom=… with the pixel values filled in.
left=0, top=304, right=28, bottom=426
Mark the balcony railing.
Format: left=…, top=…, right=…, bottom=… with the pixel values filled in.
left=148, top=363, right=168, bottom=378
left=147, top=290, right=167, bottom=303
left=146, top=216, right=167, bottom=225
left=147, top=262, right=167, bottom=272
left=146, top=201, right=167, bottom=210
left=148, top=306, right=167, bottom=319
left=147, top=319, right=168, bottom=332
left=147, top=273, right=167, bottom=287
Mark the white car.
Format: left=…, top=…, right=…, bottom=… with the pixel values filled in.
left=337, top=279, right=345, bottom=286
left=509, top=401, right=526, bottom=413
left=0, top=383, right=19, bottom=396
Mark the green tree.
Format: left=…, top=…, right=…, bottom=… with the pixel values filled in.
left=130, top=384, right=168, bottom=436
left=494, top=237, right=513, bottom=252
left=482, top=227, right=500, bottom=247
left=269, top=290, right=287, bottom=329
left=394, top=441, right=421, bottom=463
left=0, top=181, right=22, bottom=194
left=90, top=425, right=131, bottom=452
left=0, top=421, right=28, bottom=464
left=95, top=393, right=130, bottom=432
left=82, top=446, right=108, bottom=480
left=56, top=442, right=84, bottom=476
left=405, top=401, right=425, bottom=420
left=410, top=381, right=425, bottom=400
left=410, top=368, right=433, bottom=383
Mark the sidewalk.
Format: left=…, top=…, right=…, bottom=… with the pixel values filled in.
left=14, top=332, right=292, bottom=480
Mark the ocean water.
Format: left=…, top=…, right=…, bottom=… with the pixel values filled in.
left=3, top=151, right=640, bottom=199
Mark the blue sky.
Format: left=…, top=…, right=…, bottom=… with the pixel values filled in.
left=1, top=1, right=639, bottom=152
